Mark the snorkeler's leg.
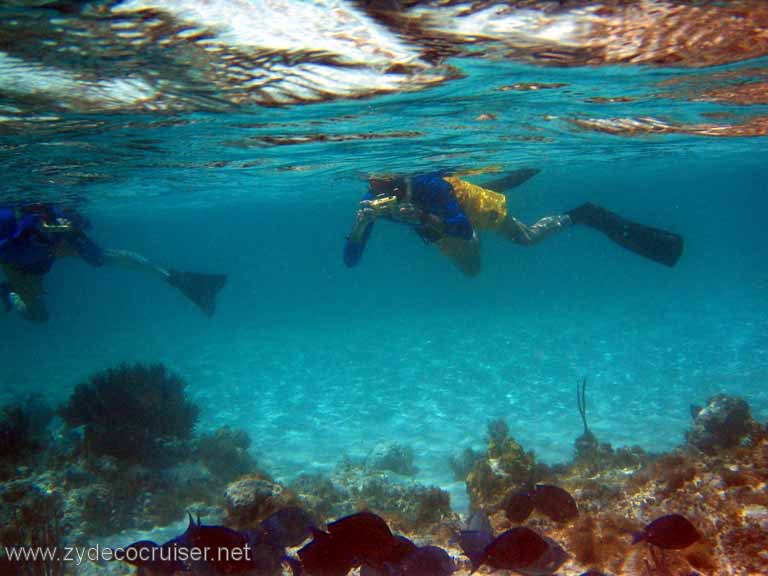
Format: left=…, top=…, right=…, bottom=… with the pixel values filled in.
left=102, top=249, right=227, bottom=317
left=500, top=214, right=571, bottom=246
left=102, top=249, right=171, bottom=279
left=2, top=266, right=48, bottom=323
left=435, top=234, right=482, bottom=277
left=566, top=203, right=683, bottom=266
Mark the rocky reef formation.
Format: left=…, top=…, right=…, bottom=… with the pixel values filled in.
left=367, top=441, right=417, bottom=476
left=286, top=450, right=456, bottom=538
left=224, top=474, right=298, bottom=530
left=3, top=363, right=767, bottom=576
left=0, top=362, right=265, bottom=552
left=196, top=425, right=258, bottom=483
left=465, top=418, right=539, bottom=512
left=459, top=391, right=768, bottom=576
left=686, top=393, right=764, bottom=454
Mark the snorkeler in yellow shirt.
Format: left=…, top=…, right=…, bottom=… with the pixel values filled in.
left=344, top=169, right=683, bottom=275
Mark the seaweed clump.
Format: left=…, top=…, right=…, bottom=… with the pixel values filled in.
left=574, top=378, right=599, bottom=464
left=59, top=363, right=198, bottom=466
left=0, top=395, right=54, bottom=479
left=197, top=426, right=258, bottom=483
left=367, top=442, right=417, bottom=476
left=0, top=406, right=33, bottom=477
left=0, top=482, right=67, bottom=575
left=466, top=418, right=537, bottom=511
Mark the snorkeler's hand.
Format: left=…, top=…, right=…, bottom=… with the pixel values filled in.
left=9, top=292, right=26, bottom=314
left=391, top=203, right=422, bottom=225
left=355, top=205, right=377, bottom=225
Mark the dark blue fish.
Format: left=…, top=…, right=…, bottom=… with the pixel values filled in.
left=467, top=510, right=492, bottom=534
left=458, top=510, right=494, bottom=571
left=530, top=484, right=579, bottom=522
left=457, top=530, right=493, bottom=572
left=505, top=490, right=535, bottom=523
left=181, top=515, right=255, bottom=574
left=260, top=506, right=315, bottom=547
left=120, top=539, right=188, bottom=575
left=513, top=536, right=569, bottom=576
left=471, top=527, right=550, bottom=574
left=297, top=527, right=356, bottom=576
left=241, top=528, right=291, bottom=576
left=120, top=512, right=307, bottom=576
left=326, top=511, right=400, bottom=566
left=632, top=513, right=700, bottom=550
left=361, top=544, right=453, bottom=576
left=299, top=512, right=410, bottom=576
left=397, top=546, right=455, bottom=576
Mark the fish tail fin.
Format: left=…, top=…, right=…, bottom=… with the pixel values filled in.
left=468, top=551, right=487, bottom=574
left=284, top=556, right=303, bottom=576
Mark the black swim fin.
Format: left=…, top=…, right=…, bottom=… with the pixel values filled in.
left=567, top=203, right=683, bottom=267
left=167, top=270, right=227, bottom=317
left=481, top=168, right=540, bottom=193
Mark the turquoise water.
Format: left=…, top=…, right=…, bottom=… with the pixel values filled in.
left=2, top=2, right=768, bottom=517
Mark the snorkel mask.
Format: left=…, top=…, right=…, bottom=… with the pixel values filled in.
left=23, top=204, right=90, bottom=236
left=367, top=175, right=408, bottom=214
left=42, top=216, right=74, bottom=233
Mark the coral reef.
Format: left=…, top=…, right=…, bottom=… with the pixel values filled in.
left=4, top=363, right=768, bottom=576
left=570, top=378, right=649, bottom=477
left=686, top=393, right=764, bottom=453
left=288, top=455, right=456, bottom=537
left=367, top=441, right=417, bottom=476
left=196, top=425, right=258, bottom=483
left=465, top=418, right=538, bottom=511
left=59, top=363, right=198, bottom=466
left=289, top=473, right=347, bottom=519
left=0, top=395, right=54, bottom=480
left=0, top=481, right=68, bottom=575
left=224, top=474, right=298, bottom=530
left=0, top=363, right=268, bottom=545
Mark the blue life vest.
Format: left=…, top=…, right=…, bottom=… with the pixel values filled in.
left=0, top=207, right=56, bottom=274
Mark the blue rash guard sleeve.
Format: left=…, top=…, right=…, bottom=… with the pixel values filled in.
left=409, top=174, right=473, bottom=240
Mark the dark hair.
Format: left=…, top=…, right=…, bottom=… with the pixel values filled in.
left=369, top=176, right=407, bottom=199
left=22, top=204, right=91, bottom=231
